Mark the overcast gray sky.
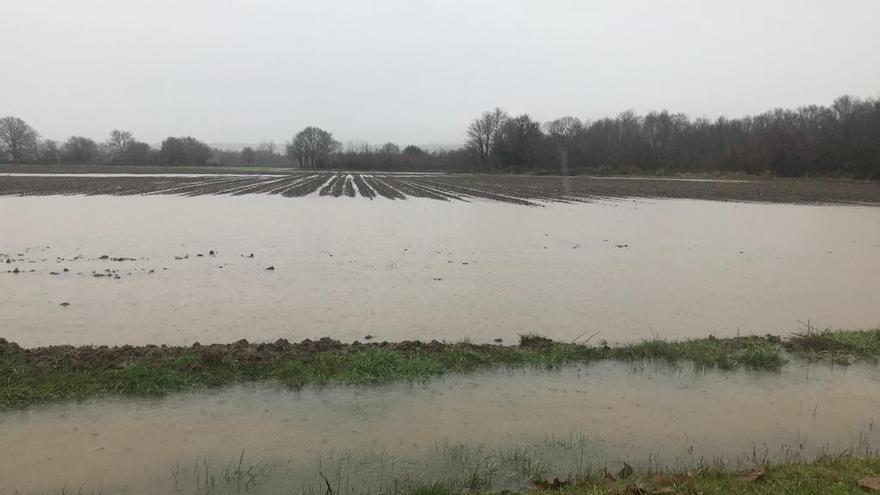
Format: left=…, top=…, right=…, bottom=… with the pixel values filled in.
left=2, top=0, right=879, bottom=147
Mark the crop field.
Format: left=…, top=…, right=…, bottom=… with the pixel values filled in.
left=2, top=171, right=880, bottom=205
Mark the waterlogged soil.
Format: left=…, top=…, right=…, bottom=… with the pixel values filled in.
left=1, top=361, right=878, bottom=494
left=2, top=195, right=880, bottom=347
left=2, top=171, right=880, bottom=205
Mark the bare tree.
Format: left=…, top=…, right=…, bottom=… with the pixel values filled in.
left=643, top=111, right=688, bottom=166
left=106, top=129, right=135, bottom=162
left=545, top=116, right=584, bottom=173
left=545, top=117, right=584, bottom=147
left=0, top=116, right=39, bottom=162
left=403, top=145, right=426, bottom=156
left=495, top=114, right=544, bottom=170
left=466, top=108, right=508, bottom=169
left=380, top=142, right=400, bottom=155
left=159, top=136, right=211, bottom=166
left=38, top=139, right=61, bottom=165
left=240, top=146, right=257, bottom=165
left=287, top=127, right=340, bottom=168
left=63, top=136, right=100, bottom=163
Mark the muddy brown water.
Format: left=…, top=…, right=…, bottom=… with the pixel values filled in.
left=2, top=194, right=879, bottom=347
left=1, top=361, right=878, bottom=494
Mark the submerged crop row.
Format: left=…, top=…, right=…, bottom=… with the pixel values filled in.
left=1, top=329, right=878, bottom=410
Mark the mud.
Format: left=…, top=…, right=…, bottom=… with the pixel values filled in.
left=2, top=171, right=880, bottom=205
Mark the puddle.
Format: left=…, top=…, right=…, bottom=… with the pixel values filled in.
left=1, top=361, right=878, bottom=494
left=1, top=195, right=879, bottom=347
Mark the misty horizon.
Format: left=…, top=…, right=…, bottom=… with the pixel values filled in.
left=8, top=90, right=880, bottom=151
left=3, top=0, right=879, bottom=146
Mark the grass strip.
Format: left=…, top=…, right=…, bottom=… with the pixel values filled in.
left=1, top=329, right=877, bottom=410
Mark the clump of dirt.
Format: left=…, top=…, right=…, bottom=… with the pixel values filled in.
left=519, top=334, right=554, bottom=347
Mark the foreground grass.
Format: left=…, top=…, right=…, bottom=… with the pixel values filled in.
left=1, top=330, right=877, bottom=410
left=784, top=328, right=880, bottom=364
left=405, top=456, right=880, bottom=495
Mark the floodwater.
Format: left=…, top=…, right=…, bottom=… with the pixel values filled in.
left=1, top=361, right=878, bottom=494
left=2, top=195, right=879, bottom=347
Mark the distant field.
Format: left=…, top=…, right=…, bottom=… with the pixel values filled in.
left=2, top=168, right=880, bottom=205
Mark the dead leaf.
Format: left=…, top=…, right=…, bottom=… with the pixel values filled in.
left=859, top=477, right=880, bottom=493
left=736, top=467, right=766, bottom=483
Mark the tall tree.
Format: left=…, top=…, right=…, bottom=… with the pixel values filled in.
left=380, top=142, right=400, bottom=155
left=495, top=114, right=544, bottom=170
left=403, top=145, right=426, bottom=156
left=466, top=108, right=508, bottom=170
left=642, top=111, right=688, bottom=167
left=63, top=136, right=99, bottom=163
left=545, top=116, right=585, bottom=173
left=0, top=116, right=39, bottom=162
left=240, top=146, right=257, bottom=165
left=287, top=127, right=340, bottom=168
left=106, top=130, right=135, bottom=163
left=159, top=136, right=211, bottom=166
left=38, top=139, right=61, bottom=165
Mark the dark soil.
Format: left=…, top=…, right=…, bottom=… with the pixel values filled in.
left=2, top=169, right=880, bottom=205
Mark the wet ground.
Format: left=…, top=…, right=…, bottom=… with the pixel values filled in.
left=3, top=173, right=880, bottom=494
left=2, top=193, right=880, bottom=347
left=1, top=361, right=878, bottom=494
left=2, top=171, right=880, bottom=205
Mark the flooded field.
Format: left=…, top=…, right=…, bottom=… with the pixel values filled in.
left=1, top=361, right=878, bottom=494
left=2, top=188, right=880, bottom=347
left=2, top=173, right=880, bottom=494
left=3, top=171, right=880, bottom=205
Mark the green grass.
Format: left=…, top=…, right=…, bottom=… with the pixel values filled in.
left=1, top=330, right=877, bottom=410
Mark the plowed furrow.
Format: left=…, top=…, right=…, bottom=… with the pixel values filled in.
left=415, top=178, right=538, bottom=206
left=342, top=175, right=356, bottom=197
left=282, top=174, right=330, bottom=197
left=381, top=177, right=449, bottom=201
left=362, top=175, right=406, bottom=199
left=352, top=174, right=375, bottom=199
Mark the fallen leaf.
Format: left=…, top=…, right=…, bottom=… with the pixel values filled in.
left=736, top=467, right=766, bottom=483
left=859, top=477, right=880, bottom=492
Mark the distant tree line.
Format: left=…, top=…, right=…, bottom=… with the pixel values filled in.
left=0, top=119, right=289, bottom=168
left=2, top=93, right=878, bottom=178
